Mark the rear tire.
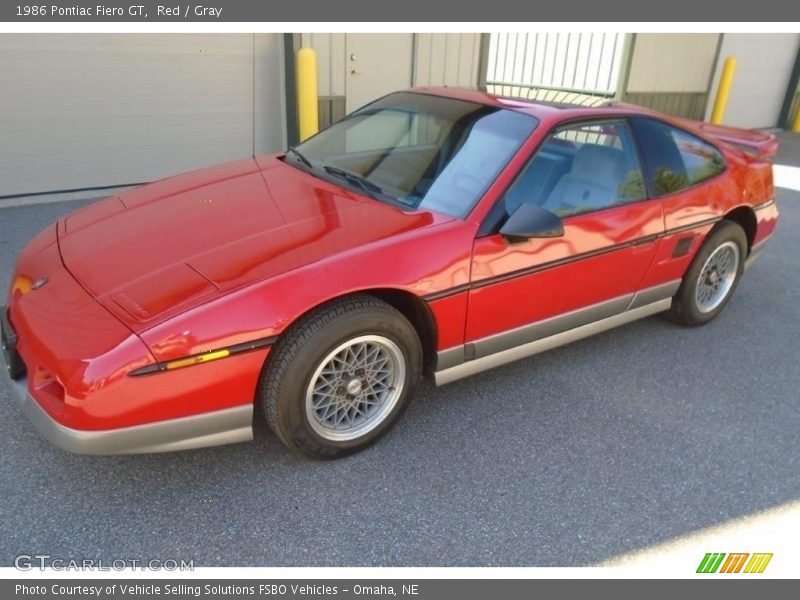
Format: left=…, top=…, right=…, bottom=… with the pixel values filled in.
left=667, top=219, right=747, bottom=327
left=258, top=295, right=422, bottom=459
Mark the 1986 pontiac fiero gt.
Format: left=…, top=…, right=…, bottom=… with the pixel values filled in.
left=2, top=87, right=779, bottom=458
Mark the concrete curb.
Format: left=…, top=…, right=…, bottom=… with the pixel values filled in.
left=0, top=185, right=140, bottom=209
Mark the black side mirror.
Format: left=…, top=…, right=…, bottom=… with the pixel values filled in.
left=499, top=203, right=564, bottom=242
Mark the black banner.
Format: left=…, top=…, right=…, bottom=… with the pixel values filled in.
left=4, top=579, right=795, bottom=599
left=1, top=0, right=797, bottom=22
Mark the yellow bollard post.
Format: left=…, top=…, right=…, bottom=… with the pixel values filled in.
left=792, top=100, right=800, bottom=133
left=296, top=47, right=319, bottom=142
left=711, top=57, right=737, bottom=125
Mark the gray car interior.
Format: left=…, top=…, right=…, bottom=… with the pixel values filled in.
left=504, top=139, right=632, bottom=218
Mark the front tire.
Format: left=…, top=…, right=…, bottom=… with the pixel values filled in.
left=258, top=295, right=422, bottom=459
left=668, top=219, right=747, bottom=326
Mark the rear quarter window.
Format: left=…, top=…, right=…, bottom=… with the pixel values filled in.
left=631, top=117, right=726, bottom=197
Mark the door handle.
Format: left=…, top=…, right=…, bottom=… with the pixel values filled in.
left=630, top=239, right=656, bottom=254
left=630, top=233, right=660, bottom=251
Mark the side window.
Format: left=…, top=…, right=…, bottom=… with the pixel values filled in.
left=631, top=117, right=726, bottom=197
left=500, top=121, right=646, bottom=220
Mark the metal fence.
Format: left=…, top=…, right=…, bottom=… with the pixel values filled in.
left=486, top=33, right=627, bottom=97
left=484, top=33, right=715, bottom=120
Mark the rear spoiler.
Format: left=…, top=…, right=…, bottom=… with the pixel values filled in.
left=678, top=119, right=779, bottom=160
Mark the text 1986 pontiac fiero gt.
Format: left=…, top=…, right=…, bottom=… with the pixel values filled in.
left=2, top=87, right=779, bottom=458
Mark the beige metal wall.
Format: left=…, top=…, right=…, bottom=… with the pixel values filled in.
left=344, top=34, right=414, bottom=111
left=299, top=32, right=481, bottom=101
left=626, top=34, right=720, bottom=93
left=621, top=33, right=720, bottom=120
left=704, top=33, right=800, bottom=128
left=0, top=34, right=286, bottom=198
left=413, top=33, right=482, bottom=87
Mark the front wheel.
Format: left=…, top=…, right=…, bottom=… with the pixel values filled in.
left=667, top=220, right=747, bottom=326
left=258, top=295, right=422, bottom=459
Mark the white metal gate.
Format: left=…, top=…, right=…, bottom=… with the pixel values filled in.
left=486, top=33, right=627, bottom=97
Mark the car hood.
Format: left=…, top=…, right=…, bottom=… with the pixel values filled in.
left=57, top=156, right=446, bottom=332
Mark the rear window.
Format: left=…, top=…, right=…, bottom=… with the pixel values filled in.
left=631, top=117, right=726, bottom=197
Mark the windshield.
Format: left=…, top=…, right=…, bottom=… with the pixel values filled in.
left=289, top=92, right=538, bottom=218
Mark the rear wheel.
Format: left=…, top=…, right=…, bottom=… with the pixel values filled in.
left=668, top=220, right=747, bottom=326
left=258, top=295, right=421, bottom=459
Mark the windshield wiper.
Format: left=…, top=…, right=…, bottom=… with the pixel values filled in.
left=286, top=146, right=313, bottom=170
left=323, top=165, right=384, bottom=197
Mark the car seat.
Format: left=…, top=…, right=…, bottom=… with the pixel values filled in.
left=541, top=144, right=626, bottom=214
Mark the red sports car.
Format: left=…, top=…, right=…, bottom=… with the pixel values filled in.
left=1, top=87, right=779, bottom=458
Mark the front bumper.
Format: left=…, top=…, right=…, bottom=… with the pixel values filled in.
left=1, top=314, right=253, bottom=455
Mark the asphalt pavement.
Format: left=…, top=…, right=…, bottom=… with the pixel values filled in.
left=0, top=134, right=798, bottom=567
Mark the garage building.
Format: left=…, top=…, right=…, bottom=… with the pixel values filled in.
left=1, top=32, right=798, bottom=201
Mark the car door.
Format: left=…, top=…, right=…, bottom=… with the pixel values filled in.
left=464, top=119, right=665, bottom=356
left=628, top=116, right=735, bottom=290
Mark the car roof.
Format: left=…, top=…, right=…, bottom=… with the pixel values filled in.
left=400, top=86, right=764, bottom=159
left=408, top=85, right=655, bottom=121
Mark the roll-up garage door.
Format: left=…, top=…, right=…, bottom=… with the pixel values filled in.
left=0, top=33, right=286, bottom=198
left=705, top=33, right=800, bottom=129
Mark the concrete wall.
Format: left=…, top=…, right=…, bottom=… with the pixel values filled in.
left=0, top=34, right=286, bottom=198
left=704, top=33, right=800, bottom=128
